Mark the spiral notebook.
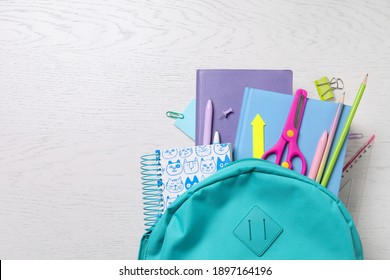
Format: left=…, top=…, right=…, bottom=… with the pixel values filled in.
left=140, top=143, right=232, bottom=230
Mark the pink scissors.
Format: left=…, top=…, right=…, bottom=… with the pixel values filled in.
left=261, top=89, right=307, bottom=174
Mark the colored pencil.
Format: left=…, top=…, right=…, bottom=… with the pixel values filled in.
left=308, top=130, right=328, bottom=180
left=321, top=74, right=368, bottom=187
left=315, top=92, right=345, bottom=183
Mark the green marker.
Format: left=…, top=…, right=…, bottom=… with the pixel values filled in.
left=321, top=74, right=368, bottom=187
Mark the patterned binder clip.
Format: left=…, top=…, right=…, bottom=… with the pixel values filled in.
left=314, top=76, right=344, bottom=101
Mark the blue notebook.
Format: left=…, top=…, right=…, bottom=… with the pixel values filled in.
left=234, top=88, right=351, bottom=196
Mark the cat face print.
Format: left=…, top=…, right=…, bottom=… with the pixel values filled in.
left=200, top=157, right=216, bottom=174
left=183, top=158, right=199, bottom=174
left=165, top=194, right=179, bottom=209
left=179, top=147, right=193, bottom=158
left=195, top=145, right=211, bottom=157
left=166, top=160, right=183, bottom=176
left=217, top=154, right=231, bottom=170
left=166, top=178, right=184, bottom=193
left=162, top=148, right=178, bottom=159
left=213, top=143, right=230, bottom=155
left=185, top=176, right=199, bottom=190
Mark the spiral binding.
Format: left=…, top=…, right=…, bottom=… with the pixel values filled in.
left=141, top=152, right=163, bottom=231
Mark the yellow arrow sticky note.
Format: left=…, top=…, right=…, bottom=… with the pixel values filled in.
left=251, top=114, right=265, bottom=158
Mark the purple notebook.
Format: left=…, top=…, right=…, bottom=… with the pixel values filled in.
left=196, top=69, right=293, bottom=146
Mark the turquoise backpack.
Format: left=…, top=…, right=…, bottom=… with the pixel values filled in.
left=138, top=158, right=363, bottom=260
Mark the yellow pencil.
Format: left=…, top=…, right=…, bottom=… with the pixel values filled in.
left=321, top=74, right=368, bottom=187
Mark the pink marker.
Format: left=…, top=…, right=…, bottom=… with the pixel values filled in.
left=202, top=99, right=213, bottom=145
left=308, top=131, right=328, bottom=180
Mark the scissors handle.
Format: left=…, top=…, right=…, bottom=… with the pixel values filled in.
left=284, top=140, right=307, bottom=174
left=262, top=139, right=307, bottom=174
left=261, top=137, right=286, bottom=165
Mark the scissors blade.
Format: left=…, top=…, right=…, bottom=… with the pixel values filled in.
left=294, top=94, right=305, bottom=128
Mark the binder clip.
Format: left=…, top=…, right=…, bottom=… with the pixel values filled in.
left=314, top=77, right=344, bottom=101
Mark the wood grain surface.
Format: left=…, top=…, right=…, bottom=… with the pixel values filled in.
left=0, top=0, right=389, bottom=259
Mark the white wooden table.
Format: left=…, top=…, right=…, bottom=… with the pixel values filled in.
left=0, top=0, right=389, bottom=259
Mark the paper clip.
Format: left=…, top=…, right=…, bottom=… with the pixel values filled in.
left=166, top=111, right=184, bottom=119
left=349, top=133, right=364, bottom=140
left=314, top=77, right=344, bottom=101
